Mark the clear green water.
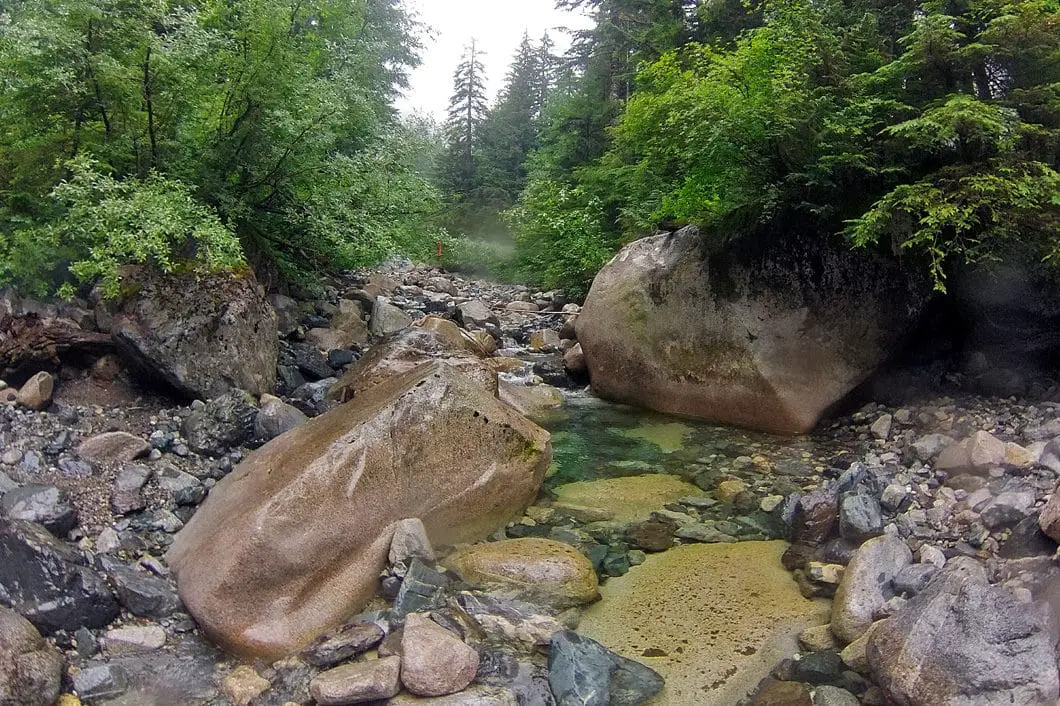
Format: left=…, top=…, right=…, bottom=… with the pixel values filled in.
left=538, top=395, right=850, bottom=492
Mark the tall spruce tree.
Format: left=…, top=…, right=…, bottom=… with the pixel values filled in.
left=480, top=33, right=547, bottom=210
left=441, top=40, right=489, bottom=205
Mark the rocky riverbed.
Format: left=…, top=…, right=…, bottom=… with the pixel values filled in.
left=1, top=261, right=1059, bottom=705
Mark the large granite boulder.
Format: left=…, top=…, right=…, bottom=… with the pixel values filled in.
left=868, top=559, right=1060, bottom=705
left=166, top=362, right=551, bottom=658
left=328, top=321, right=496, bottom=403
left=576, top=228, right=927, bottom=433
left=97, top=266, right=277, bottom=399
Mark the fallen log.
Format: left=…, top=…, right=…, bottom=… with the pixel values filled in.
left=0, top=313, right=114, bottom=377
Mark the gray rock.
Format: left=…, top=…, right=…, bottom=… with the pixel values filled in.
left=0, top=471, right=18, bottom=495
left=392, top=560, right=449, bottom=622
left=107, top=563, right=182, bottom=619
left=300, top=620, right=385, bottom=669
left=792, top=650, right=843, bottom=685
left=71, top=663, right=129, bottom=701
left=1, top=485, right=76, bottom=536
left=674, top=523, right=736, bottom=543
left=389, top=518, right=435, bottom=578
left=109, top=464, right=151, bottom=515
left=912, top=433, right=954, bottom=462
left=549, top=631, right=664, bottom=706
left=832, top=535, right=913, bottom=644
left=76, top=431, right=151, bottom=465
left=879, top=483, right=907, bottom=511
left=838, top=490, right=883, bottom=543
left=869, top=561, right=1060, bottom=705
left=310, top=656, right=401, bottom=705
left=99, top=267, right=277, bottom=399
left=253, top=398, right=307, bottom=441
left=892, top=563, right=938, bottom=596
left=0, top=605, right=64, bottom=706
left=370, top=296, right=412, bottom=337
left=56, top=458, right=92, bottom=478
left=181, top=390, right=258, bottom=457
left=103, top=625, right=166, bottom=655
left=812, top=685, right=860, bottom=706
left=289, top=341, right=335, bottom=381
left=426, top=277, right=457, bottom=296
left=155, top=465, right=205, bottom=506
left=1040, top=438, right=1060, bottom=474
left=917, top=544, right=946, bottom=568
left=456, top=300, right=498, bottom=329
left=980, top=490, right=1036, bottom=529
left=270, top=293, right=305, bottom=338
left=0, top=519, right=119, bottom=633
left=870, top=414, right=892, bottom=441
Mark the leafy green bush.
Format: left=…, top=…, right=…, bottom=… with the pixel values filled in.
left=1, top=159, right=243, bottom=298
left=0, top=0, right=432, bottom=294
left=513, top=0, right=1059, bottom=293
left=509, top=180, right=619, bottom=299
left=440, top=237, right=519, bottom=281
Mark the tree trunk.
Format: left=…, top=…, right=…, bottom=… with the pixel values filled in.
left=0, top=314, right=114, bottom=375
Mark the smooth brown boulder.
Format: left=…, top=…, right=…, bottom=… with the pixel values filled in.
left=76, top=431, right=150, bottom=464
left=329, top=325, right=496, bottom=403
left=166, top=362, right=551, bottom=658
left=400, top=613, right=479, bottom=697
left=443, top=538, right=599, bottom=609
left=576, top=228, right=927, bottom=434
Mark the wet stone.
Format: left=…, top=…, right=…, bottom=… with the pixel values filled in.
left=791, top=650, right=844, bottom=685
left=548, top=631, right=663, bottom=706
left=392, top=559, right=449, bottom=622
left=72, top=663, right=129, bottom=701
left=1, top=484, right=76, bottom=536
left=300, top=620, right=385, bottom=668
left=106, top=562, right=182, bottom=619
left=0, top=519, right=119, bottom=633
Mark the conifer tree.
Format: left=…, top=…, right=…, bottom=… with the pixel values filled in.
left=442, top=39, right=489, bottom=202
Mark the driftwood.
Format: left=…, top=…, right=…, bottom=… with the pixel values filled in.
left=0, top=313, right=114, bottom=374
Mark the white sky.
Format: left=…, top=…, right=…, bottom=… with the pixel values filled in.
left=398, top=0, right=593, bottom=121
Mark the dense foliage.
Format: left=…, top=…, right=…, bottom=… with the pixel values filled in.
left=505, top=0, right=1059, bottom=294
left=0, top=0, right=443, bottom=295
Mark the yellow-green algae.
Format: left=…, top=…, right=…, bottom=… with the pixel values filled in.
left=578, top=541, right=831, bottom=706
left=619, top=422, right=693, bottom=453
left=553, top=475, right=704, bottom=523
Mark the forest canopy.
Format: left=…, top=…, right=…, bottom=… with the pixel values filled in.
left=1, top=0, right=1057, bottom=299
left=0, top=0, right=444, bottom=295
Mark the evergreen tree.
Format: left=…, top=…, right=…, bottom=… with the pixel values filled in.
left=441, top=40, right=489, bottom=203
left=480, top=33, right=546, bottom=209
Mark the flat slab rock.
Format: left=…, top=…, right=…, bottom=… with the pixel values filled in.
left=578, top=541, right=829, bottom=705
left=166, top=361, right=551, bottom=658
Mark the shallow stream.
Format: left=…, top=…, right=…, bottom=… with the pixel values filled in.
left=536, top=394, right=843, bottom=705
